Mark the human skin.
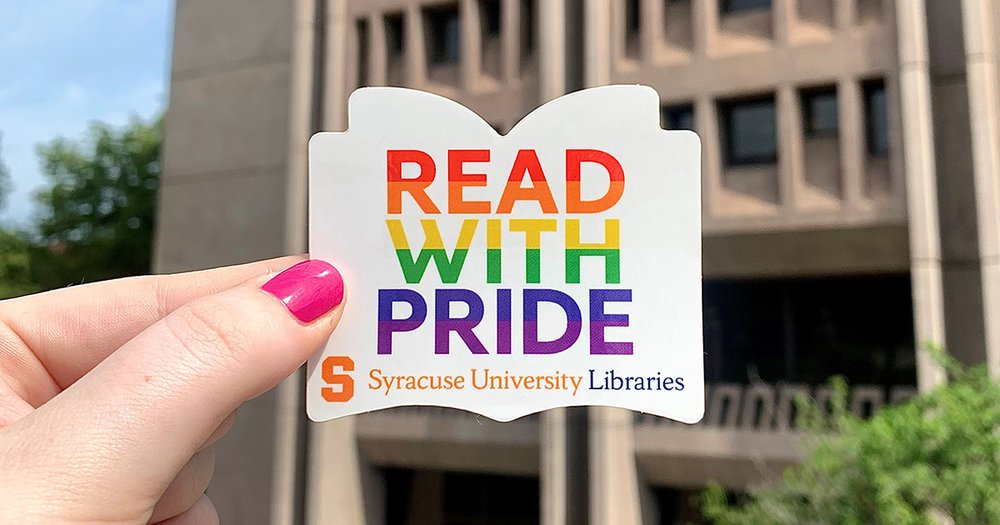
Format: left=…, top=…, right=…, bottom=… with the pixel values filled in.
left=0, top=256, right=345, bottom=524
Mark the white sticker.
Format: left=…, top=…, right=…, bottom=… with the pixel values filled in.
left=307, top=85, right=703, bottom=423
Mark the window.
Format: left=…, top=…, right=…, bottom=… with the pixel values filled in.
left=385, top=13, right=406, bottom=85
left=663, top=0, right=694, bottom=50
left=662, top=104, right=695, bottom=131
left=385, top=13, right=405, bottom=56
left=802, top=87, right=838, bottom=136
left=383, top=468, right=541, bottom=525
left=721, top=96, right=777, bottom=166
left=626, top=0, right=641, bottom=35
left=480, top=0, right=502, bottom=78
left=520, top=0, right=536, bottom=59
left=481, top=0, right=501, bottom=37
left=864, top=80, right=889, bottom=156
left=356, top=18, right=369, bottom=85
left=624, top=0, right=641, bottom=59
left=653, top=487, right=706, bottom=524
left=425, top=5, right=460, bottom=65
left=722, top=0, right=772, bottom=13
left=443, top=472, right=540, bottom=523
left=703, top=275, right=915, bottom=388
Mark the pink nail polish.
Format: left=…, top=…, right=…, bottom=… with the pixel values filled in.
left=262, top=260, right=345, bottom=323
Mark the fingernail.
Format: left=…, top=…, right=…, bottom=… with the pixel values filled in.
left=262, top=260, right=345, bottom=323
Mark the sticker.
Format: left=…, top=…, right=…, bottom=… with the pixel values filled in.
left=307, top=85, right=703, bottom=423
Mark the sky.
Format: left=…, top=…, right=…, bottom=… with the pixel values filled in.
left=0, top=0, right=173, bottom=227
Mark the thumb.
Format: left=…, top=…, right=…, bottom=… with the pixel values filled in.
left=0, top=259, right=345, bottom=521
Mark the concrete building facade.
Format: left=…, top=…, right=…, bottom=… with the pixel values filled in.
left=155, top=0, right=1000, bottom=523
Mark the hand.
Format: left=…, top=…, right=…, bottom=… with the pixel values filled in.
left=0, top=257, right=345, bottom=524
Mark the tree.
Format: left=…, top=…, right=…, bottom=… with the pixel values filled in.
left=0, top=133, right=41, bottom=299
left=0, top=230, right=39, bottom=299
left=701, top=349, right=1000, bottom=525
left=32, top=115, right=162, bottom=287
left=0, top=132, right=10, bottom=211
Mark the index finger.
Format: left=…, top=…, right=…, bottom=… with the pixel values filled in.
left=0, top=255, right=304, bottom=407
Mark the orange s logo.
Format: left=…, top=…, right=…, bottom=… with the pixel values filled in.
left=321, top=356, right=355, bottom=402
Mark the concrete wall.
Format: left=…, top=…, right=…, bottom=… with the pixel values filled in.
left=925, top=0, right=988, bottom=365
left=340, top=0, right=541, bottom=132
left=154, top=1, right=298, bottom=523
left=600, top=0, right=906, bottom=238
left=154, top=0, right=1000, bottom=523
left=156, top=0, right=296, bottom=272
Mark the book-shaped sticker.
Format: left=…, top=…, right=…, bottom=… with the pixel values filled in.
left=307, top=85, right=704, bottom=423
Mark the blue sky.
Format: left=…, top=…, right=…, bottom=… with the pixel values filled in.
left=0, top=0, right=173, bottom=227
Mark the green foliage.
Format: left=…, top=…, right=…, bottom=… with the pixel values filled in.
left=702, top=348, right=1000, bottom=525
left=0, top=132, right=11, bottom=210
left=0, top=116, right=161, bottom=298
left=0, top=229, right=41, bottom=299
left=0, top=132, right=38, bottom=300
left=32, top=115, right=162, bottom=287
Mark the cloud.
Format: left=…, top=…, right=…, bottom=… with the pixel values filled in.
left=62, top=83, right=86, bottom=103
left=0, top=0, right=174, bottom=226
left=0, top=81, right=21, bottom=104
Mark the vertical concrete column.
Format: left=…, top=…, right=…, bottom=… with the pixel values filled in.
left=834, top=0, right=857, bottom=30
left=462, top=0, right=481, bottom=90
left=642, top=0, right=661, bottom=62
left=777, top=84, right=804, bottom=214
left=579, top=3, right=645, bottom=523
left=697, top=95, right=722, bottom=220
left=306, top=418, right=372, bottom=525
left=286, top=0, right=318, bottom=252
left=585, top=0, right=612, bottom=87
left=407, top=3, right=426, bottom=86
left=589, top=407, right=643, bottom=525
left=895, top=0, right=947, bottom=389
left=541, top=408, right=568, bottom=525
left=772, top=0, right=795, bottom=44
left=324, top=0, right=350, bottom=131
left=961, top=0, right=1000, bottom=375
left=539, top=0, right=566, bottom=98
left=271, top=1, right=320, bottom=523
left=609, top=2, right=624, bottom=68
left=271, top=373, right=305, bottom=525
left=306, top=3, right=372, bottom=525
left=537, top=2, right=571, bottom=520
left=839, top=78, right=865, bottom=210
left=692, top=0, right=717, bottom=57
left=502, top=0, right=518, bottom=84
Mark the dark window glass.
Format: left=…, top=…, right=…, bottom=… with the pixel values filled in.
left=722, top=0, right=772, bottom=13
left=385, top=13, right=405, bottom=55
left=802, top=87, right=839, bottom=136
left=721, top=96, right=777, bottom=166
left=653, top=487, right=708, bottom=524
left=702, top=275, right=916, bottom=389
left=662, top=103, right=695, bottom=131
left=520, top=0, right=536, bottom=57
left=356, top=18, right=369, bottom=85
left=383, top=468, right=415, bottom=525
left=442, top=471, right=539, bottom=523
left=626, top=0, right=641, bottom=34
left=864, top=80, right=889, bottom=156
left=481, top=0, right=501, bottom=37
left=425, top=5, right=460, bottom=65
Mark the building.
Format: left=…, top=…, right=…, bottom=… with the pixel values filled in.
left=154, top=0, right=1000, bottom=523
